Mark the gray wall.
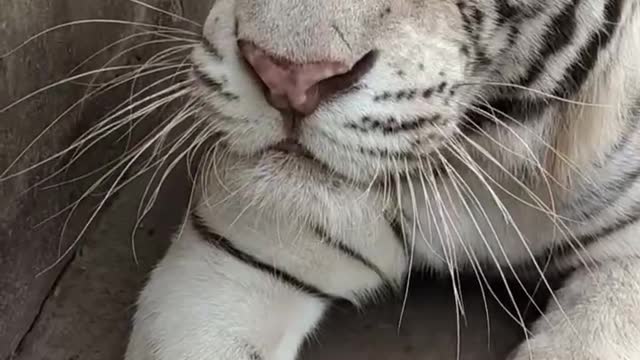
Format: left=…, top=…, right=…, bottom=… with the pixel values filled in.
left=0, top=1, right=210, bottom=358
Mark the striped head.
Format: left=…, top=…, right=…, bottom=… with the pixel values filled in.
left=191, top=0, right=633, bottom=184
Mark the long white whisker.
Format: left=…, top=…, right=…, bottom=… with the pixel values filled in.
left=454, top=129, right=596, bottom=275
left=432, top=149, right=537, bottom=341
left=457, top=81, right=614, bottom=108
left=67, top=30, right=195, bottom=83
left=1, top=19, right=199, bottom=58
left=0, top=69, right=192, bottom=182
left=443, top=136, right=582, bottom=341
left=461, top=95, right=594, bottom=188
left=0, top=65, right=166, bottom=114
left=128, top=0, right=202, bottom=28
left=36, top=94, right=204, bottom=275
left=412, top=151, right=469, bottom=355
left=132, top=112, right=208, bottom=263
left=32, top=86, right=194, bottom=228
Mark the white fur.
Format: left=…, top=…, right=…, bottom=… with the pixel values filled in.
left=126, top=0, right=640, bottom=359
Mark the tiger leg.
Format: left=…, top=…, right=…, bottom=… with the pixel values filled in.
left=509, top=258, right=640, bottom=360
left=125, top=198, right=407, bottom=359
left=125, top=225, right=325, bottom=360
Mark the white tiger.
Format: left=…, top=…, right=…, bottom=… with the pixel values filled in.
left=124, top=0, right=640, bottom=359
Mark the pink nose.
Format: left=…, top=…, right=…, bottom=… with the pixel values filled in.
left=238, top=41, right=351, bottom=115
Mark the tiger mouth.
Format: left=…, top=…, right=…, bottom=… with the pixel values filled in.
left=265, top=139, right=341, bottom=177
left=267, top=139, right=316, bottom=160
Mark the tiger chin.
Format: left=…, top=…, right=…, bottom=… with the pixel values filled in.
left=124, top=0, right=640, bottom=359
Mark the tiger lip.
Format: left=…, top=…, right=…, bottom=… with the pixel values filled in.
left=268, top=139, right=316, bottom=160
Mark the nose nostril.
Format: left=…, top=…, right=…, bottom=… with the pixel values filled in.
left=237, top=40, right=377, bottom=115
left=315, top=50, right=378, bottom=101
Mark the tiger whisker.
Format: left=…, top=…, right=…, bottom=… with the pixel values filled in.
left=420, top=150, right=470, bottom=360
left=457, top=81, right=615, bottom=108
left=0, top=61, right=190, bottom=179
left=454, top=120, right=576, bottom=223
left=131, top=109, right=210, bottom=263
left=432, top=145, right=540, bottom=331
left=394, top=158, right=420, bottom=332
left=72, top=40, right=192, bottom=93
left=430, top=152, right=525, bottom=356
left=31, top=85, right=195, bottom=223
left=31, top=88, right=195, bottom=230
left=67, top=30, right=196, bottom=84
left=37, top=94, right=205, bottom=274
left=453, top=122, right=598, bottom=277
left=1, top=19, right=199, bottom=59
left=91, top=62, right=193, bottom=127
left=442, top=135, right=583, bottom=341
left=134, top=99, right=204, bottom=219
left=127, top=0, right=202, bottom=28
left=413, top=157, right=447, bottom=264
left=457, top=99, right=602, bottom=278
left=467, top=94, right=596, bottom=188
left=458, top=107, right=571, bottom=193
left=432, top=167, right=504, bottom=347
left=463, top=114, right=571, bottom=233
left=0, top=73, right=193, bottom=188
left=119, top=46, right=194, bottom=151
left=0, top=64, right=176, bottom=114
left=73, top=66, right=193, bottom=147
left=68, top=81, right=194, bottom=166
left=436, top=158, right=548, bottom=347
left=40, top=88, right=193, bottom=194
left=409, top=151, right=465, bottom=313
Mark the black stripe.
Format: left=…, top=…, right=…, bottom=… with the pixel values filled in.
left=457, top=1, right=492, bottom=70
left=346, top=114, right=444, bottom=135
left=576, top=132, right=640, bottom=218
left=311, top=224, right=392, bottom=286
left=461, top=96, right=548, bottom=134
left=495, top=0, right=520, bottom=26
left=567, top=99, right=640, bottom=219
left=601, top=118, right=639, bottom=161
left=576, top=165, right=640, bottom=219
left=190, top=212, right=336, bottom=301
left=192, top=67, right=224, bottom=91
left=192, top=67, right=240, bottom=100
left=201, top=37, right=223, bottom=60
left=521, top=202, right=640, bottom=273
left=462, top=0, right=625, bottom=132
left=562, top=202, right=640, bottom=257
left=552, top=0, right=625, bottom=97
left=517, top=0, right=582, bottom=88
left=495, top=1, right=543, bottom=48
left=243, top=343, right=264, bottom=360
left=495, top=0, right=542, bottom=25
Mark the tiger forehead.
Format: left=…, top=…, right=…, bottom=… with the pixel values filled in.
left=231, top=0, right=463, bottom=63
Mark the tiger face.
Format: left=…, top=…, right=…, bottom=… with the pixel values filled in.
left=191, top=0, right=622, bottom=183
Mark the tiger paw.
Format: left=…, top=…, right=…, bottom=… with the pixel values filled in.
left=508, top=260, right=640, bottom=360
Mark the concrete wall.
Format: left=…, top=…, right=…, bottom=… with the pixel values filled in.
left=0, top=1, right=209, bottom=358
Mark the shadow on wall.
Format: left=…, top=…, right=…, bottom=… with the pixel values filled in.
left=0, top=1, right=211, bottom=358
